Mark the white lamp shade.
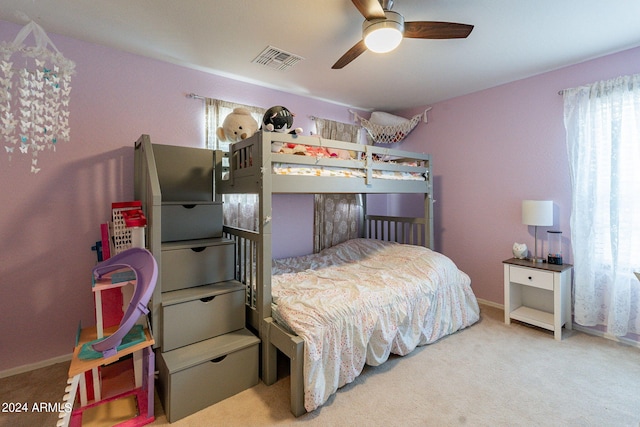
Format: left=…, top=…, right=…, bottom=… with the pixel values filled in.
left=522, top=200, right=553, bottom=226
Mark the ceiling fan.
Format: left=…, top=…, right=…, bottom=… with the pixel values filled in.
left=332, top=0, right=474, bottom=69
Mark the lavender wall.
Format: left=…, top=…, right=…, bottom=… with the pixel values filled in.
left=397, top=46, right=640, bottom=304
left=0, top=20, right=356, bottom=373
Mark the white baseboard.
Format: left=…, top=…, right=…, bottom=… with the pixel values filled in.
left=476, top=298, right=504, bottom=310
left=476, top=298, right=640, bottom=348
left=572, top=324, right=640, bottom=349
left=0, top=353, right=72, bottom=379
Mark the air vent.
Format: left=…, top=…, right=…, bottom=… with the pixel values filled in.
left=252, top=46, right=303, bottom=71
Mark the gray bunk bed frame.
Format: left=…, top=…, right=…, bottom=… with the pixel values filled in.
left=216, top=131, right=434, bottom=416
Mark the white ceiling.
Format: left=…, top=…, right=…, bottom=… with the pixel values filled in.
left=2, top=0, right=640, bottom=111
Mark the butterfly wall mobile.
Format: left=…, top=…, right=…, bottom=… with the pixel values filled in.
left=0, top=20, right=75, bottom=173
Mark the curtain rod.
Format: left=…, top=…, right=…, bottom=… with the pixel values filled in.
left=187, top=92, right=205, bottom=100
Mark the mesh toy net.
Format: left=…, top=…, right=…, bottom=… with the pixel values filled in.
left=353, top=108, right=430, bottom=144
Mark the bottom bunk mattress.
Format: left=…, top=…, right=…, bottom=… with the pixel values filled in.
left=271, top=238, right=480, bottom=412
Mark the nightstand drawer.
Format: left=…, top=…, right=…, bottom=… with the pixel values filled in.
left=510, top=266, right=554, bottom=290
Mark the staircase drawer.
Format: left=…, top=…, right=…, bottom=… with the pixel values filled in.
left=157, top=329, right=260, bottom=423
left=161, top=238, right=234, bottom=292
left=161, top=202, right=222, bottom=242
left=162, top=285, right=245, bottom=351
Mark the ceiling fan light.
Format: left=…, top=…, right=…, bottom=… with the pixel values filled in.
left=363, top=11, right=404, bottom=53
left=365, top=27, right=402, bottom=53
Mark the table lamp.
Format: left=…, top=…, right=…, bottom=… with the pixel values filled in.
left=522, top=200, right=553, bottom=263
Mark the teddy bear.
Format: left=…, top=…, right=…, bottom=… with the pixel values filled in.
left=216, top=107, right=259, bottom=143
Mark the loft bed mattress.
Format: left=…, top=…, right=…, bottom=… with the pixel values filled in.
left=271, top=162, right=425, bottom=181
left=270, top=238, right=480, bottom=412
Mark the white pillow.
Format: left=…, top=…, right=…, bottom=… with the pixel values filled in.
left=369, top=111, right=410, bottom=126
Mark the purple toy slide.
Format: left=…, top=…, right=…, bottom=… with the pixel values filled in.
left=90, top=247, right=158, bottom=357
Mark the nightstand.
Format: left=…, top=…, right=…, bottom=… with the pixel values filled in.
left=503, top=258, right=573, bottom=341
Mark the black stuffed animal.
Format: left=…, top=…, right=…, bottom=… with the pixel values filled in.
left=261, top=106, right=303, bottom=135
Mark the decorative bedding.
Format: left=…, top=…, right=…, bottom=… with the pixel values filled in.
left=270, top=142, right=426, bottom=181
left=271, top=140, right=355, bottom=159
left=271, top=238, right=480, bottom=412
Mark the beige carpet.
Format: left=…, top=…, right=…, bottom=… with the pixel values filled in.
left=2, top=305, right=639, bottom=427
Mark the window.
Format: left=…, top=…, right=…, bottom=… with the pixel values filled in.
left=564, top=73, right=640, bottom=338
left=205, top=99, right=264, bottom=151
left=205, top=99, right=264, bottom=231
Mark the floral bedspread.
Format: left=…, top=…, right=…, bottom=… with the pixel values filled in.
left=271, top=238, right=480, bottom=412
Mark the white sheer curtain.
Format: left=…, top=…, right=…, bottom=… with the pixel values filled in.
left=205, top=98, right=264, bottom=231
left=563, top=74, right=640, bottom=337
left=313, top=117, right=362, bottom=253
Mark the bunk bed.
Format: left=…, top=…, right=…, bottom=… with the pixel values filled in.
left=216, top=131, right=480, bottom=416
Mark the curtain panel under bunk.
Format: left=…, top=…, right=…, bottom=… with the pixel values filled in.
left=312, top=117, right=361, bottom=253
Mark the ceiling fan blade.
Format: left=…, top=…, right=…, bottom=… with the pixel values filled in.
left=332, top=40, right=368, bottom=69
left=351, top=0, right=386, bottom=20
left=404, top=21, right=474, bottom=39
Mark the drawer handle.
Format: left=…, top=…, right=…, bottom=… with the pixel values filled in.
left=182, top=204, right=196, bottom=209
left=200, top=296, right=216, bottom=303
left=191, top=247, right=206, bottom=253
left=211, top=355, right=227, bottom=363
left=528, top=276, right=532, bottom=280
